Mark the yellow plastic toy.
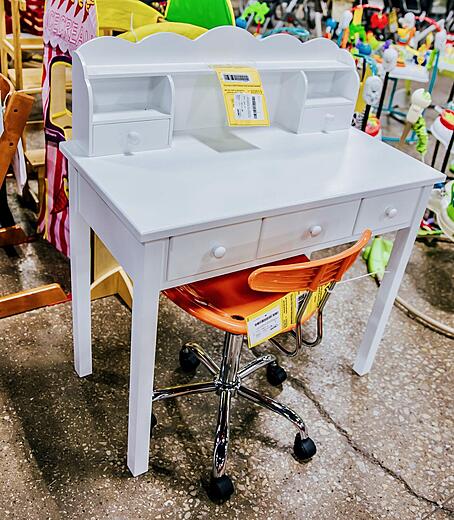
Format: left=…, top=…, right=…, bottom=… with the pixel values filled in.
left=96, top=0, right=162, bottom=34
left=119, top=20, right=207, bottom=42
left=97, top=0, right=236, bottom=42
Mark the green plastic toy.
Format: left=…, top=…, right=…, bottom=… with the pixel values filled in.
left=427, top=180, right=454, bottom=240
left=165, top=0, right=235, bottom=30
left=240, top=1, right=270, bottom=25
left=349, top=22, right=366, bottom=43
left=362, top=237, right=393, bottom=280
left=412, top=116, right=429, bottom=158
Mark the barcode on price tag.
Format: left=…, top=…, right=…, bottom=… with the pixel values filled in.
left=247, top=305, right=281, bottom=347
left=233, top=93, right=265, bottom=121
left=213, top=65, right=270, bottom=127
left=296, top=292, right=306, bottom=311
left=222, top=73, right=252, bottom=83
left=246, top=283, right=331, bottom=348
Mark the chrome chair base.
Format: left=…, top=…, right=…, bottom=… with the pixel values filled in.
left=152, top=332, right=316, bottom=502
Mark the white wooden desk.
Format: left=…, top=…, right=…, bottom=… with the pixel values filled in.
left=61, top=29, right=444, bottom=477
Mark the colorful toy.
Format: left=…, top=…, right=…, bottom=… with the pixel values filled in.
left=427, top=181, right=454, bottom=240
left=263, top=26, right=310, bottom=42
left=376, top=46, right=398, bottom=118
left=419, top=211, right=443, bottom=237
left=96, top=0, right=162, bottom=33
left=237, top=1, right=270, bottom=34
left=379, top=16, right=444, bottom=131
left=336, top=10, right=352, bottom=48
left=102, top=0, right=210, bottom=42
left=397, top=13, right=416, bottom=46
left=362, top=236, right=393, bottom=279
left=349, top=22, right=366, bottom=44
left=412, top=116, right=429, bottom=160
left=348, top=4, right=389, bottom=45
left=430, top=108, right=454, bottom=173
left=165, top=0, right=235, bottom=30
left=399, top=88, right=431, bottom=147
left=353, top=59, right=382, bottom=138
left=118, top=21, right=207, bottom=41
left=365, top=115, right=381, bottom=137
left=361, top=75, right=382, bottom=132
left=370, top=11, right=388, bottom=32
left=388, top=8, right=398, bottom=33
left=324, top=17, right=337, bottom=39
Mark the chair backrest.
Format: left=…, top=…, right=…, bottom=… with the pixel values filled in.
left=0, top=71, right=12, bottom=102
left=248, top=229, right=372, bottom=293
left=0, top=73, right=34, bottom=185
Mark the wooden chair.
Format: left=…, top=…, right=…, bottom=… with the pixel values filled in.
left=0, top=72, right=67, bottom=319
left=0, top=0, right=43, bottom=93
left=0, top=0, right=47, bottom=211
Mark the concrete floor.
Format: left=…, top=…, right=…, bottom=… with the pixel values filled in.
left=0, top=78, right=453, bottom=519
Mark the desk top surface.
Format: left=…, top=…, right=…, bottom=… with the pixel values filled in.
left=62, top=127, right=443, bottom=242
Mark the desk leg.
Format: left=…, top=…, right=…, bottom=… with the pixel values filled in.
left=127, top=244, right=162, bottom=477
left=353, top=186, right=432, bottom=376
left=69, top=167, right=92, bottom=377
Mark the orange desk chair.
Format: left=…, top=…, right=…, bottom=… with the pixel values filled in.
left=156, top=229, right=371, bottom=501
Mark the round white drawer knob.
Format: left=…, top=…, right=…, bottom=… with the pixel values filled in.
left=127, top=131, right=141, bottom=146
left=323, top=114, right=335, bottom=132
left=309, top=225, right=323, bottom=237
left=212, top=246, right=227, bottom=259
left=385, top=207, right=398, bottom=219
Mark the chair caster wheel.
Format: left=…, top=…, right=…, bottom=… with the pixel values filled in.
left=266, top=362, right=287, bottom=386
left=179, top=346, right=200, bottom=373
left=294, top=433, right=316, bottom=461
left=150, top=413, right=157, bottom=438
left=207, top=475, right=235, bottom=502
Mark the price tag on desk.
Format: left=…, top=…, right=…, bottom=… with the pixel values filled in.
left=245, top=284, right=330, bottom=348
left=214, top=66, right=270, bottom=127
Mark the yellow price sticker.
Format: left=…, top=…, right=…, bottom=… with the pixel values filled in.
left=245, top=284, right=330, bottom=349
left=214, top=66, right=270, bottom=127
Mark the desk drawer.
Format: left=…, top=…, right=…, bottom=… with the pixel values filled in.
left=167, top=221, right=261, bottom=280
left=354, top=188, right=420, bottom=233
left=92, top=119, right=170, bottom=156
left=300, top=105, right=353, bottom=133
left=258, top=201, right=360, bottom=258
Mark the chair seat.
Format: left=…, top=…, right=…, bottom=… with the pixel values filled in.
left=163, top=254, right=309, bottom=335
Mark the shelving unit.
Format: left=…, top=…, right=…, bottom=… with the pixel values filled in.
left=72, top=27, right=359, bottom=156
left=77, top=74, right=174, bottom=156
left=85, top=61, right=353, bottom=79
